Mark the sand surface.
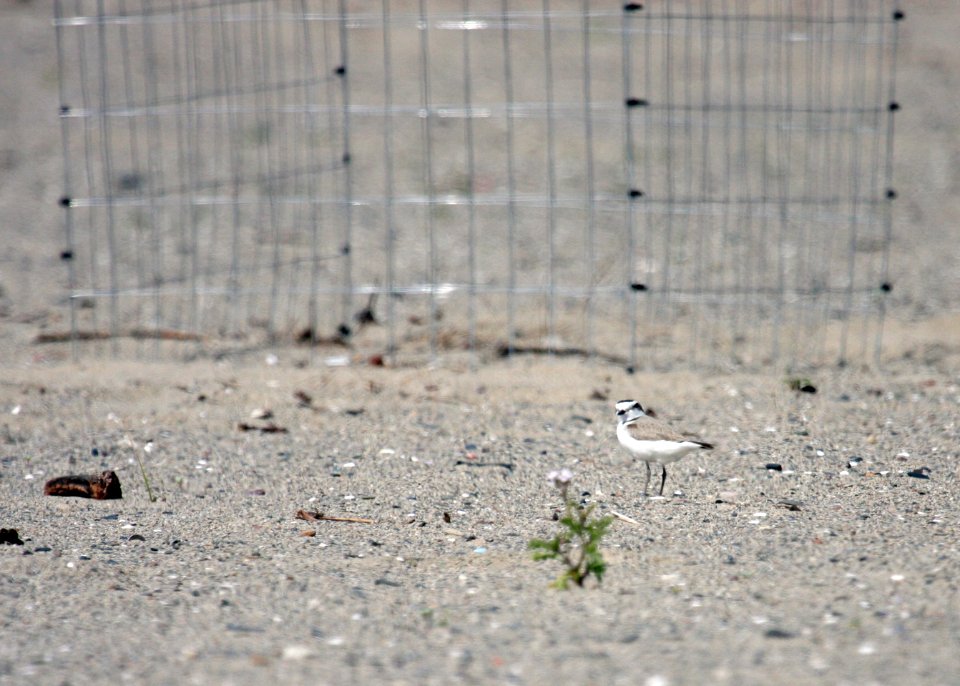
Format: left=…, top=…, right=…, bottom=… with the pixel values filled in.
left=1, top=358, right=959, bottom=685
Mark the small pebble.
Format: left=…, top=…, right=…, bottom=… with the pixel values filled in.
left=765, top=628, right=795, bottom=639
left=0, top=528, right=24, bottom=545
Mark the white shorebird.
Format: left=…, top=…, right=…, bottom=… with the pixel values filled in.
left=615, top=399, right=713, bottom=496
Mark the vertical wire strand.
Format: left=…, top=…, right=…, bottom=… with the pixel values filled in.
left=259, top=4, right=283, bottom=339
left=814, top=0, right=837, bottom=365
left=169, top=0, right=187, bottom=333
left=679, top=5, right=695, bottom=367
left=382, top=0, right=397, bottom=363
left=282, top=4, right=306, bottom=338
left=541, top=0, right=557, bottom=351
left=219, top=2, right=243, bottom=337
left=184, top=1, right=202, bottom=343
left=206, top=2, right=228, bottom=344
left=793, top=0, right=817, bottom=366
left=757, top=0, right=774, bottom=364
left=875, top=4, right=901, bottom=367
left=322, top=0, right=340, bottom=336
left=620, top=3, right=639, bottom=372
left=696, top=1, right=713, bottom=369
left=275, top=2, right=300, bottom=336
left=462, top=0, right=478, bottom=363
left=299, top=0, right=323, bottom=354
left=734, top=0, right=751, bottom=363
left=417, top=0, right=438, bottom=361
left=860, top=0, right=887, bottom=363
left=501, top=0, right=517, bottom=357
left=77, top=0, right=97, bottom=340
left=581, top=0, right=597, bottom=359
left=142, top=0, right=166, bottom=354
left=337, top=0, right=354, bottom=339
left=241, top=6, right=265, bottom=332
left=717, top=0, right=734, bottom=370
left=115, top=0, right=146, bottom=355
left=96, top=0, right=120, bottom=354
left=774, top=0, right=795, bottom=367
left=54, top=0, right=79, bottom=360
left=641, top=5, right=654, bottom=369
left=838, top=0, right=865, bottom=365
left=661, top=4, right=675, bottom=349
left=854, top=1, right=876, bottom=363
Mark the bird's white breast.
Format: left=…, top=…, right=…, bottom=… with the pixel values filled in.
left=617, top=422, right=703, bottom=464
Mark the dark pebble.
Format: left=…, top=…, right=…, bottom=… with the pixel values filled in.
left=765, top=463, right=783, bottom=471
left=765, top=628, right=795, bottom=639
left=0, top=528, right=24, bottom=545
left=907, top=467, right=931, bottom=479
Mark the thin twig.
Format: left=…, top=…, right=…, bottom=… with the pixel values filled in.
left=296, top=509, right=375, bottom=525
left=611, top=511, right=642, bottom=526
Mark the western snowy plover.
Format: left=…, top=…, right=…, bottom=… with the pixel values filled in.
left=615, top=399, right=713, bottom=497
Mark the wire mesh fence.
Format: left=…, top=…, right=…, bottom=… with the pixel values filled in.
left=54, top=0, right=901, bottom=370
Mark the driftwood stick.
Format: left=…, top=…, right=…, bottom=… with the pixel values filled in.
left=296, top=509, right=374, bottom=525
left=34, top=328, right=201, bottom=344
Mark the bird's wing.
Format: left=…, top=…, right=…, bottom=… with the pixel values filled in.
left=625, top=416, right=687, bottom=442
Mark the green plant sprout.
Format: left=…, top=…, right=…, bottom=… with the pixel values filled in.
left=529, top=469, right=613, bottom=589
left=132, top=438, right=157, bottom=502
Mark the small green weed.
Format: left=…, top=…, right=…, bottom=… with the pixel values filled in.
left=529, top=469, right=613, bottom=589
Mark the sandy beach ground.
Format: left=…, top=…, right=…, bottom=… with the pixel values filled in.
left=1, top=354, right=959, bottom=685
left=1, top=2, right=960, bottom=685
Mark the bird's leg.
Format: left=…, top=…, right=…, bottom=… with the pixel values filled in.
left=659, top=465, right=668, bottom=496
left=643, top=462, right=651, bottom=497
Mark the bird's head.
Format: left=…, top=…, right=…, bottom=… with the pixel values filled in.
left=615, top=399, right=645, bottom=422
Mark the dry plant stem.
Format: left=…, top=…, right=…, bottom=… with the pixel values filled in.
left=134, top=453, right=156, bottom=502
left=295, top=509, right=375, bottom=524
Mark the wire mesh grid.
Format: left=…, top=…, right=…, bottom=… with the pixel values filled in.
left=54, top=0, right=901, bottom=370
